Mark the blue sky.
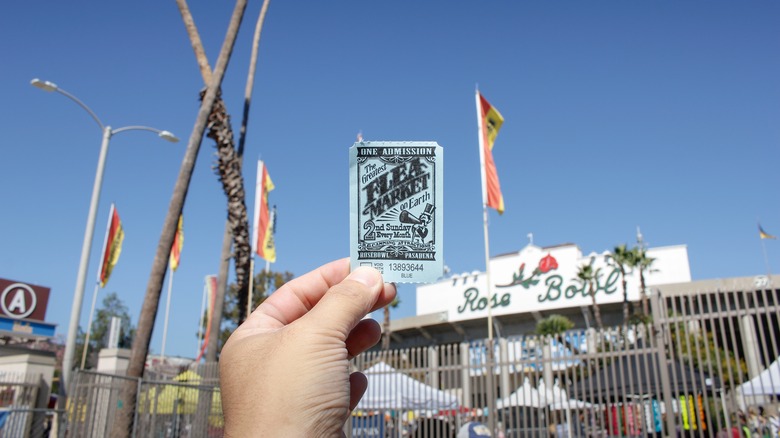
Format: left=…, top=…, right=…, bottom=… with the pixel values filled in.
left=1, top=1, right=779, bottom=359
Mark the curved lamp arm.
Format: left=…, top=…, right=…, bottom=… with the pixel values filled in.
left=31, top=78, right=104, bottom=131
left=112, top=126, right=179, bottom=142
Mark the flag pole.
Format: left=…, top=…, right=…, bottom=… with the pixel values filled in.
left=761, top=236, right=772, bottom=285
left=476, top=87, right=498, bottom=438
left=80, top=282, right=101, bottom=369
left=247, top=160, right=261, bottom=318
left=264, top=205, right=275, bottom=289
left=196, top=277, right=207, bottom=358
left=247, top=256, right=256, bottom=317
left=475, top=89, right=495, bottom=342
left=80, top=203, right=115, bottom=369
left=160, top=265, right=174, bottom=359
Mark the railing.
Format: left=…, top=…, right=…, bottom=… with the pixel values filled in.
left=63, top=286, right=780, bottom=437
left=0, top=408, right=65, bottom=438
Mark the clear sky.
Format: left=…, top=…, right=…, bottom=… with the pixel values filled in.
left=1, top=1, right=779, bottom=360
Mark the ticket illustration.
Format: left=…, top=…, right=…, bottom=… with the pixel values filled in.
left=350, top=141, right=443, bottom=283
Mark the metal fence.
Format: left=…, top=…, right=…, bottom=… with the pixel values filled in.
left=0, top=408, right=65, bottom=438
left=0, top=370, right=64, bottom=437
left=63, top=285, right=780, bottom=437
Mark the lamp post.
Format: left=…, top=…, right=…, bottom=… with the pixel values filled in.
left=31, top=78, right=179, bottom=395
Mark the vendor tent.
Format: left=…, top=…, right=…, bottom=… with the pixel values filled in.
left=498, top=378, right=590, bottom=410
left=357, top=362, right=459, bottom=411
left=575, top=348, right=718, bottom=401
left=739, top=356, right=780, bottom=395
left=496, top=377, right=544, bottom=409
left=538, top=379, right=591, bottom=411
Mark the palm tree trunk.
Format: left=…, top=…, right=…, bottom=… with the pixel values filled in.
left=109, top=2, right=248, bottom=436
left=382, top=306, right=390, bottom=351
left=176, top=0, right=270, bottom=326
left=620, top=270, right=629, bottom=325
left=639, top=269, right=649, bottom=317
left=207, top=94, right=252, bottom=323
left=590, top=284, right=604, bottom=331
left=175, top=0, right=212, bottom=84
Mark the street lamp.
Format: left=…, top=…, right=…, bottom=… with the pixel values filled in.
left=30, top=78, right=179, bottom=395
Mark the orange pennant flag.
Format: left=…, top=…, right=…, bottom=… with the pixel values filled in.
left=477, top=92, right=505, bottom=214
left=169, top=215, right=184, bottom=271
left=253, top=160, right=276, bottom=262
left=99, top=204, right=125, bottom=288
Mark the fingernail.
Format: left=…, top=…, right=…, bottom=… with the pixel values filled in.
left=347, top=267, right=381, bottom=288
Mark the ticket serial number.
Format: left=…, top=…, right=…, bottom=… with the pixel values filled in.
left=389, top=263, right=424, bottom=272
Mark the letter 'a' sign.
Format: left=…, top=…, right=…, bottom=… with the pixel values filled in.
left=0, top=278, right=50, bottom=321
left=350, top=141, right=443, bottom=283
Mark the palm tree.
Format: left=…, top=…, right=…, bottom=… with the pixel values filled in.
left=176, top=0, right=272, bottom=327
left=535, top=314, right=575, bottom=336
left=382, top=297, right=401, bottom=352
left=175, top=0, right=273, bottom=366
left=575, top=263, right=604, bottom=331
left=632, top=246, right=657, bottom=319
left=111, top=2, right=250, bottom=437
left=607, top=244, right=634, bottom=325
left=534, top=314, right=582, bottom=356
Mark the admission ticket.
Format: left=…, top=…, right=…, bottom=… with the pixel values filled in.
left=350, top=141, right=443, bottom=283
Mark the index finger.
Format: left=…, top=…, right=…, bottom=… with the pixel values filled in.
left=243, top=258, right=351, bottom=332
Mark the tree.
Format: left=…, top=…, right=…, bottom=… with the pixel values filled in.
left=176, top=0, right=273, bottom=331
left=632, top=246, right=657, bottom=321
left=535, top=314, right=575, bottom=337
left=575, top=263, right=604, bottom=331
left=82, top=292, right=135, bottom=368
left=112, top=2, right=250, bottom=436
left=607, top=244, right=634, bottom=325
left=381, top=297, right=401, bottom=352
left=669, top=320, right=747, bottom=388
left=536, top=314, right=584, bottom=357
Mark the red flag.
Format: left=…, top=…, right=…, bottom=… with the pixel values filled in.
left=253, top=160, right=276, bottom=262
left=169, top=215, right=184, bottom=271
left=99, top=204, right=125, bottom=288
left=477, top=92, right=505, bottom=214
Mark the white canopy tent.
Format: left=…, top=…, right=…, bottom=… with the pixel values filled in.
left=497, top=378, right=591, bottom=438
left=497, top=378, right=591, bottom=410
left=538, top=379, right=591, bottom=411
left=496, top=377, right=545, bottom=409
left=357, top=362, right=460, bottom=411
left=739, top=356, right=780, bottom=396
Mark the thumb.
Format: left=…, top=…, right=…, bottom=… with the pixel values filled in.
left=299, top=267, right=383, bottom=337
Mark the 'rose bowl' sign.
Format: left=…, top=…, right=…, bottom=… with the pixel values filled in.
left=0, top=278, right=50, bottom=321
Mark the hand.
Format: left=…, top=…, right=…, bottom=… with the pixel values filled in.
left=220, top=258, right=396, bottom=437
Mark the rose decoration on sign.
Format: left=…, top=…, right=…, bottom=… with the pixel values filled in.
left=497, top=253, right=559, bottom=289
left=537, top=253, right=558, bottom=274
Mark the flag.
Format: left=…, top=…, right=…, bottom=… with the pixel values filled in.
left=169, top=215, right=184, bottom=271
left=759, top=224, right=776, bottom=239
left=477, top=92, right=505, bottom=214
left=99, top=204, right=125, bottom=288
left=196, top=275, right=218, bottom=362
left=252, top=160, right=277, bottom=262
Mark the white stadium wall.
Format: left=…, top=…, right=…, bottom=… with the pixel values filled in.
left=416, top=243, right=691, bottom=323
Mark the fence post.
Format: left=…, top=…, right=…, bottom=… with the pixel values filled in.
left=131, top=376, right=141, bottom=438
left=428, top=346, right=439, bottom=389
left=460, top=342, right=471, bottom=409
left=499, top=337, right=510, bottom=400
left=651, top=289, right=676, bottom=436
left=740, top=315, right=762, bottom=380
